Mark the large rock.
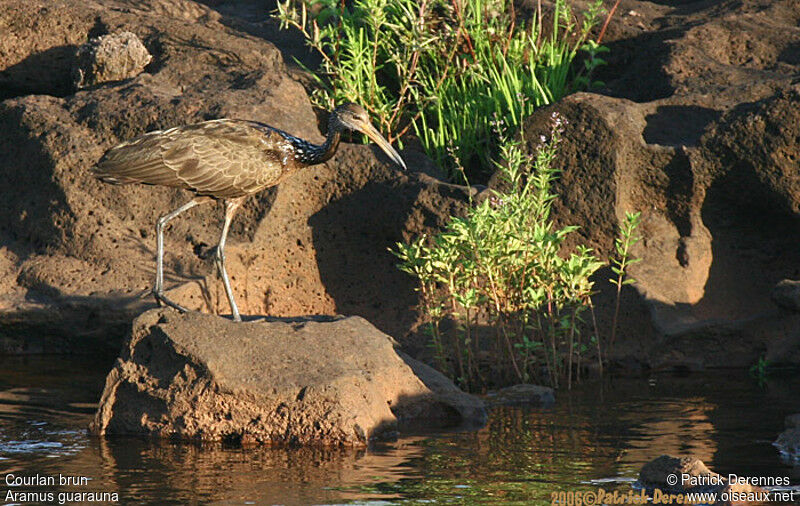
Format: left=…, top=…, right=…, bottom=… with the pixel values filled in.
left=90, top=309, right=486, bottom=445
left=0, top=0, right=469, bottom=353
left=514, top=0, right=800, bottom=369
left=3, top=0, right=800, bottom=374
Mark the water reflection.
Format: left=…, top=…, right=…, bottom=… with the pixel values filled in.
left=0, top=356, right=798, bottom=504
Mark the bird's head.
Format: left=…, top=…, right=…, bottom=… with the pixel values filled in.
left=331, top=103, right=407, bottom=170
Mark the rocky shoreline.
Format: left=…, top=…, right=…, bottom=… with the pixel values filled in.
left=1, top=0, right=799, bottom=375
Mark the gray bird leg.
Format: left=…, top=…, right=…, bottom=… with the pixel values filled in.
left=215, top=198, right=244, bottom=322
left=153, top=196, right=211, bottom=313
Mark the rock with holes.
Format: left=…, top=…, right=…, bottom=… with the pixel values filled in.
left=0, top=0, right=467, bottom=356
left=73, top=31, right=152, bottom=89
left=90, top=309, right=486, bottom=445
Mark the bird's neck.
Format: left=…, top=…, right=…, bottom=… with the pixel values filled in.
left=290, top=129, right=341, bottom=166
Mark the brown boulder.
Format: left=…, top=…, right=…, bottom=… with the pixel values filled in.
left=0, top=0, right=469, bottom=353
left=639, top=455, right=721, bottom=492
left=90, top=309, right=486, bottom=445
left=639, top=455, right=768, bottom=504
left=516, top=0, right=800, bottom=369
left=72, top=31, right=152, bottom=89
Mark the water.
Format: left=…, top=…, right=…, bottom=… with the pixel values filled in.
left=0, top=356, right=798, bottom=505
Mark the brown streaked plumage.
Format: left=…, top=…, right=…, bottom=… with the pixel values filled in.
left=93, top=103, right=406, bottom=322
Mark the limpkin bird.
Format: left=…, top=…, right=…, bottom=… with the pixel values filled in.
left=93, top=103, right=406, bottom=322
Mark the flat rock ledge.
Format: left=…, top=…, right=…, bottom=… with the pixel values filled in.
left=90, top=309, right=486, bottom=446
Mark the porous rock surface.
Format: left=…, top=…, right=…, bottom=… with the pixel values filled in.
left=516, top=0, right=800, bottom=369
left=73, top=31, right=152, bottom=89
left=1, top=0, right=800, bottom=372
left=0, top=0, right=466, bottom=354
left=90, top=309, right=486, bottom=445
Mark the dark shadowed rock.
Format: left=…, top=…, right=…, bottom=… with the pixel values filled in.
left=786, top=413, right=800, bottom=429
left=772, top=280, right=800, bottom=312
left=639, top=455, right=720, bottom=492
left=73, top=31, right=152, bottom=89
left=90, top=309, right=486, bottom=446
left=774, top=427, right=800, bottom=462
left=486, top=384, right=555, bottom=407
left=639, top=455, right=767, bottom=503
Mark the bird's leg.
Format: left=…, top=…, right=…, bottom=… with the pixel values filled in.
left=216, top=198, right=244, bottom=322
left=153, top=196, right=211, bottom=313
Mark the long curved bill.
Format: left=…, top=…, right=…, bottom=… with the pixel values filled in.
left=361, top=122, right=407, bottom=170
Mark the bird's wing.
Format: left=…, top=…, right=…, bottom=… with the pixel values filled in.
left=92, top=120, right=290, bottom=198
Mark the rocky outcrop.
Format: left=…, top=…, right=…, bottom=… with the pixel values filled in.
left=2, top=0, right=800, bottom=372
left=0, top=0, right=468, bottom=354
left=90, top=309, right=486, bottom=445
left=515, top=0, right=800, bottom=369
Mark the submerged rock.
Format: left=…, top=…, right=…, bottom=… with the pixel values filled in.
left=639, top=455, right=720, bottom=492
left=486, top=384, right=555, bottom=407
left=772, top=280, right=800, bottom=312
left=774, top=427, right=800, bottom=462
left=73, top=31, right=152, bottom=89
left=90, top=309, right=486, bottom=446
left=638, top=455, right=768, bottom=504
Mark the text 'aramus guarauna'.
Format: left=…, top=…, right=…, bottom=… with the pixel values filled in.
left=92, top=104, right=407, bottom=322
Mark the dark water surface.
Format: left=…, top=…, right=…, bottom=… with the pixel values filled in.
left=0, top=355, right=798, bottom=505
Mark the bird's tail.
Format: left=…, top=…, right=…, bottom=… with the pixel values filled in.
left=91, top=166, right=138, bottom=185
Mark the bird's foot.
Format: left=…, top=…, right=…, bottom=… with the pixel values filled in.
left=152, top=289, right=190, bottom=314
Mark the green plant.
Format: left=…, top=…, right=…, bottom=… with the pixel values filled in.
left=608, top=211, right=642, bottom=355
left=276, top=0, right=607, bottom=180
left=749, top=356, right=770, bottom=386
left=393, top=116, right=604, bottom=390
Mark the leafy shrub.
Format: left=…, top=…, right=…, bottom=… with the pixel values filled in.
left=392, top=115, right=604, bottom=390
left=276, top=0, right=606, bottom=180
